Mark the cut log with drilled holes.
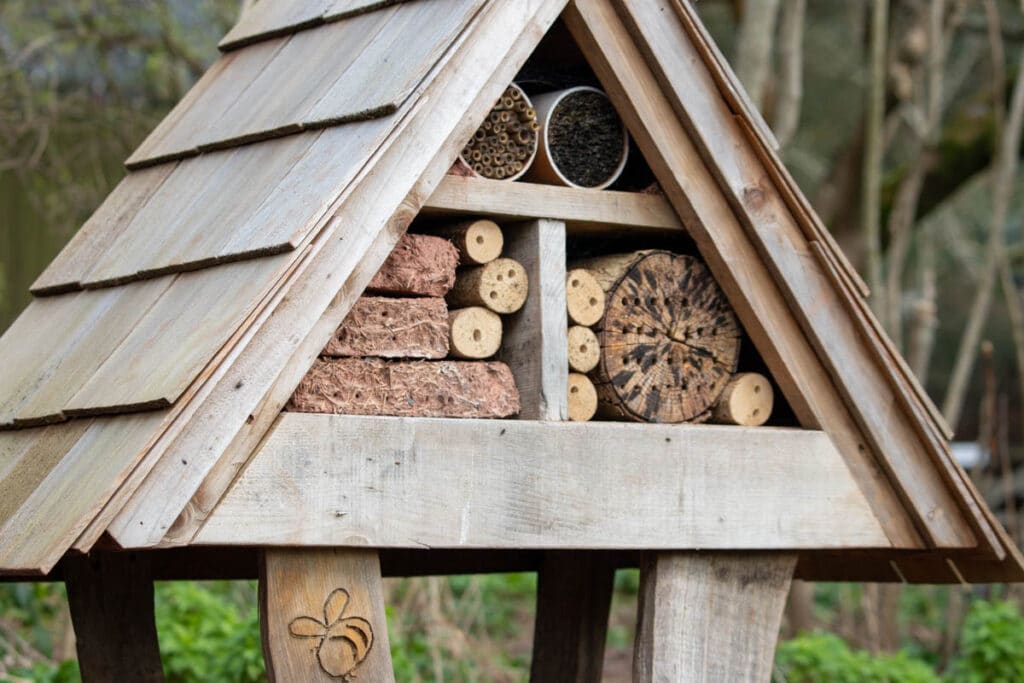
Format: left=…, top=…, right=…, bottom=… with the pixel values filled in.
left=288, top=358, right=520, bottom=418
left=447, top=258, right=529, bottom=314
left=448, top=307, right=503, bottom=359
left=567, top=325, right=600, bottom=373
left=366, top=233, right=459, bottom=297
left=565, top=268, right=606, bottom=327
left=323, top=297, right=449, bottom=359
left=711, top=372, right=774, bottom=426
left=568, top=372, right=598, bottom=422
left=575, top=251, right=740, bottom=423
left=435, top=219, right=504, bottom=265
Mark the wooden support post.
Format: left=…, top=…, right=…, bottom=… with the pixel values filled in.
left=634, top=552, right=797, bottom=682
left=531, top=551, right=616, bottom=683
left=260, top=549, right=394, bottom=683
left=499, top=219, right=568, bottom=420
left=64, top=552, right=165, bottom=683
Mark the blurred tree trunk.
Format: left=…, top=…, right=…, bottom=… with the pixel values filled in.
left=734, top=0, right=782, bottom=109
left=773, top=0, right=805, bottom=148
left=862, top=0, right=889, bottom=315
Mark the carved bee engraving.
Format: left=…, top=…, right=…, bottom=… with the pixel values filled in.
left=289, top=588, right=374, bottom=679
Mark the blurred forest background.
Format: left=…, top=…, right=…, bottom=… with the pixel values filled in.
left=6, top=0, right=1024, bottom=681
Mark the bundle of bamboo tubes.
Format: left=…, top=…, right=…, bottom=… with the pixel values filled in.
left=459, top=83, right=539, bottom=181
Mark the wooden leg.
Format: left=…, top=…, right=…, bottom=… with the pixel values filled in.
left=530, top=551, right=615, bottom=683
left=633, top=552, right=797, bottom=683
left=260, top=548, right=394, bottom=683
left=64, top=552, right=165, bottom=683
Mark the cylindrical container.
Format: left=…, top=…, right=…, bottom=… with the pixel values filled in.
left=527, top=86, right=629, bottom=190
left=459, top=82, right=538, bottom=182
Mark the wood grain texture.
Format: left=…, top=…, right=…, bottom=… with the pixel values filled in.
left=288, top=358, right=520, bottom=418
left=531, top=551, right=615, bottom=683
left=615, top=0, right=991, bottom=553
left=423, top=175, right=683, bottom=232
left=633, top=552, right=796, bottom=682
left=131, top=0, right=484, bottom=166
left=367, top=234, right=459, bottom=297
left=196, top=414, right=891, bottom=549
left=261, top=549, right=394, bottom=683
left=498, top=219, right=568, bottom=420
left=65, top=552, right=164, bottom=683
left=106, top=0, right=569, bottom=550
left=564, top=0, right=927, bottom=549
left=324, top=297, right=449, bottom=359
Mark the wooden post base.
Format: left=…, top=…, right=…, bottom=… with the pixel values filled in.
left=634, top=552, right=797, bottom=682
left=64, top=552, right=165, bottom=683
left=260, top=548, right=394, bottom=683
left=530, top=551, right=615, bottom=682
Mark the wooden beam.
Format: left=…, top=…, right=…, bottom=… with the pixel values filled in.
left=197, top=414, right=890, bottom=549
left=423, top=175, right=683, bottom=232
left=633, top=552, right=796, bottom=682
left=531, top=551, right=615, bottom=683
left=64, top=552, right=165, bottom=683
left=499, top=219, right=568, bottom=420
left=261, top=549, right=394, bottom=683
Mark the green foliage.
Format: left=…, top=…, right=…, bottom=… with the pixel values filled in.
left=154, top=581, right=264, bottom=683
left=774, top=633, right=942, bottom=683
left=947, top=599, right=1024, bottom=683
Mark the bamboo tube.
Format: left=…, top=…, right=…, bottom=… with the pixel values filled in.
left=447, top=258, right=529, bottom=314
left=435, top=219, right=504, bottom=265
left=567, top=325, right=601, bottom=373
left=448, top=307, right=503, bottom=359
left=710, top=373, right=774, bottom=426
left=565, top=269, right=606, bottom=327
left=568, top=373, right=598, bottom=422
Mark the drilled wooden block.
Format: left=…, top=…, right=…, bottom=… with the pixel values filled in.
left=366, top=234, right=459, bottom=297
left=323, top=297, right=449, bottom=359
left=288, top=358, right=520, bottom=418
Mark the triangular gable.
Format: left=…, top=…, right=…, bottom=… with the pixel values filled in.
left=0, top=0, right=1020, bottom=583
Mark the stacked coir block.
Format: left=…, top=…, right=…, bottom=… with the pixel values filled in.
left=288, top=225, right=527, bottom=419
left=573, top=251, right=774, bottom=425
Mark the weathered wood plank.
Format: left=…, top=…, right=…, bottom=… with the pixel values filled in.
left=261, top=549, right=394, bottom=683
left=633, top=552, right=795, bottom=682
left=106, top=0, right=569, bottom=550
left=65, top=552, right=164, bottom=683
left=616, top=0, right=990, bottom=552
left=564, top=0, right=925, bottom=549
left=423, top=175, right=683, bottom=232
left=531, top=552, right=615, bottom=683
left=324, top=296, right=449, bottom=358
left=196, top=414, right=890, bottom=549
left=498, top=219, right=568, bottom=420
left=366, top=233, right=459, bottom=297
left=287, top=358, right=520, bottom=418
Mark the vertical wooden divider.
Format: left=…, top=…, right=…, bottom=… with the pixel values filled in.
left=499, top=218, right=569, bottom=421
left=64, top=551, right=165, bottom=682
left=260, top=548, right=395, bottom=683
left=633, top=552, right=797, bottom=682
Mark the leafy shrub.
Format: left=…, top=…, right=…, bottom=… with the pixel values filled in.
left=947, top=599, right=1024, bottom=683
left=774, top=633, right=941, bottom=683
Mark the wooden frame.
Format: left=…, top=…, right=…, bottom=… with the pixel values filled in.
left=196, top=413, right=889, bottom=550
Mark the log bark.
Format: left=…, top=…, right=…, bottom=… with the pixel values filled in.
left=448, top=306, right=503, bottom=359
left=568, top=372, right=598, bottom=422
left=566, top=268, right=606, bottom=326
left=288, top=358, right=520, bottom=418
left=435, top=219, right=504, bottom=265
left=575, top=251, right=740, bottom=423
left=324, top=297, right=449, bottom=359
left=447, top=258, right=529, bottom=314
left=567, top=325, right=600, bottom=373
left=366, top=234, right=459, bottom=297
left=710, top=372, right=774, bottom=426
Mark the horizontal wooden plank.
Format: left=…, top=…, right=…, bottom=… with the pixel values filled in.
left=197, top=414, right=891, bottom=550
left=423, top=175, right=683, bottom=231
left=129, top=0, right=483, bottom=167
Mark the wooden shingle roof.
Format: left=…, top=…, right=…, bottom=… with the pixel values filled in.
left=0, top=0, right=1020, bottom=584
